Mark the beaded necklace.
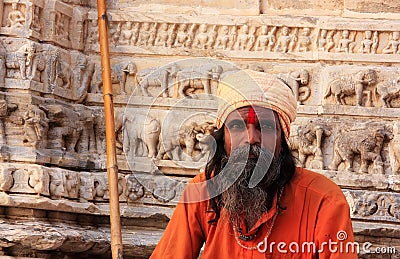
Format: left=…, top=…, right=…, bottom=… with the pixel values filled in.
left=232, top=187, right=284, bottom=251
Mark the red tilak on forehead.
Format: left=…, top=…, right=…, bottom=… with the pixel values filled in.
left=248, top=107, right=256, bottom=124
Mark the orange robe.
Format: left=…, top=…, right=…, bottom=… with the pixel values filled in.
left=151, top=168, right=357, bottom=258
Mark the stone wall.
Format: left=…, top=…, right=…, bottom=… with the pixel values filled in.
left=0, top=0, right=399, bottom=258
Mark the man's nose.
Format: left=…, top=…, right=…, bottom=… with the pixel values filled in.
left=247, top=125, right=261, bottom=145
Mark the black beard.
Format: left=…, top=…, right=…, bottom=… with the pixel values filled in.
left=218, top=144, right=282, bottom=229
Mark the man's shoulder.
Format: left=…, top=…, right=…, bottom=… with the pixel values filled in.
left=291, top=167, right=344, bottom=198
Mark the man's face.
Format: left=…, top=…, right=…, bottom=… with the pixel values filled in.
left=223, top=106, right=281, bottom=157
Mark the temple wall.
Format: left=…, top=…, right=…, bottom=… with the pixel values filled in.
left=0, top=0, right=399, bottom=258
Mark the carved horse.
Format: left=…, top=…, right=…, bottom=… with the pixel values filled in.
left=375, top=77, right=400, bottom=108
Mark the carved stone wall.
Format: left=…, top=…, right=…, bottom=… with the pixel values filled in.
left=0, top=0, right=399, bottom=258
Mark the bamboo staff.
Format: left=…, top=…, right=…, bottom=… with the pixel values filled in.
left=96, top=1, right=123, bottom=258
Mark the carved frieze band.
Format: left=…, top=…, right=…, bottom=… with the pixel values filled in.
left=0, top=162, right=399, bottom=223
left=84, top=13, right=400, bottom=63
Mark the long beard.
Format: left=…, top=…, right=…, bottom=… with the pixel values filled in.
left=219, top=144, right=282, bottom=229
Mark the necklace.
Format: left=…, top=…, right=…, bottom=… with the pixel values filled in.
left=232, top=187, right=284, bottom=251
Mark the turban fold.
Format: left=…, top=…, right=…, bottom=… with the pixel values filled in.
left=216, top=69, right=297, bottom=140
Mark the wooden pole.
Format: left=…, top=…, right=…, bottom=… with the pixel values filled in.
left=96, top=1, right=123, bottom=258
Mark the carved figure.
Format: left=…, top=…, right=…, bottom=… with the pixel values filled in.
left=254, top=25, right=276, bottom=52
left=125, top=175, right=144, bottom=202
left=137, top=65, right=178, bottom=98
left=329, top=127, right=390, bottom=173
left=324, top=30, right=336, bottom=52
left=65, top=172, right=79, bottom=198
left=175, top=65, right=223, bottom=99
left=277, top=69, right=310, bottom=105
left=5, top=42, right=36, bottom=80
left=214, top=25, right=230, bottom=50
left=94, top=176, right=108, bottom=200
left=70, top=53, right=95, bottom=102
left=28, top=167, right=49, bottom=195
left=382, top=31, right=400, bottom=54
left=234, top=25, right=254, bottom=51
left=120, top=21, right=134, bottom=45
left=54, top=13, right=69, bottom=42
left=44, top=104, right=83, bottom=152
left=91, top=61, right=136, bottom=95
left=122, top=113, right=161, bottom=160
left=79, top=172, right=95, bottom=202
left=47, top=49, right=71, bottom=89
left=228, top=26, right=238, bottom=50
left=335, top=30, right=356, bottom=53
left=31, top=6, right=41, bottom=32
left=324, top=69, right=377, bottom=106
left=23, top=105, right=49, bottom=149
left=49, top=170, right=65, bottom=199
left=137, top=22, right=153, bottom=46
left=0, top=166, right=14, bottom=192
left=7, top=3, right=25, bottom=29
left=375, top=76, right=400, bottom=108
left=173, top=24, right=190, bottom=47
left=274, top=26, right=294, bottom=53
left=288, top=122, right=331, bottom=169
left=358, top=31, right=374, bottom=54
left=371, top=31, right=379, bottom=54
left=317, top=29, right=328, bottom=51
left=154, top=23, right=169, bottom=47
left=193, top=121, right=216, bottom=162
left=193, top=24, right=210, bottom=49
left=389, top=197, right=400, bottom=220
left=157, top=123, right=198, bottom=161
left=389, top=122, right=400, bottom=174
left=296, top=27, right=312, bottom=52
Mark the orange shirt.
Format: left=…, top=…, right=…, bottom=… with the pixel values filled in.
left=151, top=168, right=357, bottom=259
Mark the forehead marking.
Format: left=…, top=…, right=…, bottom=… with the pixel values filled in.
left=248, top=107, right=256, bottom=124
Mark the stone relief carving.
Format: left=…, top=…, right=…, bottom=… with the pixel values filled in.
left=277, top=69, right=310, bottom=105
left=0, top=165, right=14, bottom=192
left=22, top=105, right=49, bottom=149
left=79, top=172, right=95, bottom=202
left=328, top=126, right=392, bottom=174
left=6, top=3, right=26, bottom=29
left=28, top=166, right=49, bottom=196
left=54, top=12, right=70, bottom=42
left=49, top=170, right=65, bottom=199
left=358, top=31, right=378, bottom=54
left=5, top=41, right=35, bottom=80
left=10, top=168, right=33, bottom=193
left=382, top=31, right=400, bottom=54
left=389, top=122, right=400, bottom=174
left=65, top=171, right=80, bottom=199
left=30, top=5, right=42, bottom=33
left=91, top=61, right=136, bottom=95
left=296, top=27, right=312, bottom=52
left=324, top=69, right=377, bottom=106
left=375, top=76, right=400, bottom=108
left=121, top=112, right=161, bottom=161
left=254, top=25, right=276, bottom=52
left=274, top=26, right=297, bottom=53
left=174, top=64, right=222, bottom=99
left=289, top=121, right=331, bottom=169
left=335, top=30, right=356, bottom=53
left=136, top=64, right=178, bottom=98
left=125, top=174, right=145, bottom=202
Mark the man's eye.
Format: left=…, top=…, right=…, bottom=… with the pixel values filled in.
left=228, top=121, right=245, bottom=129
left=260, top=122, right=276, bottom=131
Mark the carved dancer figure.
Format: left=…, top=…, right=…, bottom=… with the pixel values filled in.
left=335, top=30, right=356, bottom=53
left=7, top=3, right=25, bottom=28
left=254, top=25, right=276, bottom=52
left=382, top=31, right=400, bottom=54
left=214, top=25, right=230, bottom=50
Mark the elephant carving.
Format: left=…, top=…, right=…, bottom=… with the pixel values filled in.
left=277, top=69, right=310, bottom=105
left=375, top=76, right=400, bottom=108
left=329, top=127, right=391, bottom=173
left=324, top=69, right=377, bottom=106
left=122, top=113, right=161, bottom=160
left=157, top=123, right=198, bottom=161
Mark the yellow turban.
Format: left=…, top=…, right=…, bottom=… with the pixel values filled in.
left=216, top=69, right=297, bottom=140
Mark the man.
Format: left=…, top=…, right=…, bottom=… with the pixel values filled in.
left=151, top=69, right=357, bottom=258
